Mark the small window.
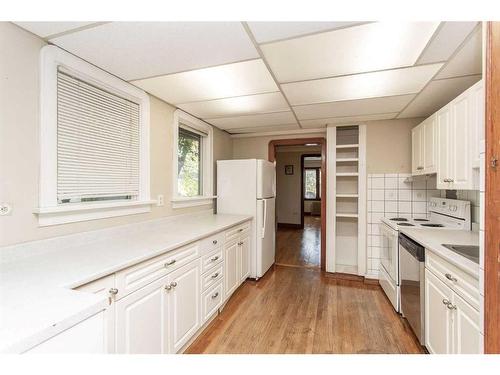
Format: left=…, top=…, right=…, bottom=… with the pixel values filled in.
left=177, top=127, right=202, bottom=197
left=304, top=168, right=321, bottom=200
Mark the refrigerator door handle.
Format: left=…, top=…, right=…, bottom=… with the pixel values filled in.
left=261, top=199, right=267, bottom=239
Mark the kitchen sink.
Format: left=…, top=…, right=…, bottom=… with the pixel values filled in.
left=442, top=244, right=480, bottom=264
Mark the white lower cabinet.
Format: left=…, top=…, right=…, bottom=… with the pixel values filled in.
left=224, top=241, right=240, bottom=300
left=239, top=234, right=250, bottom=282
left=115, top=275, right=169, bottom=354
left=166, top=260, right=201, bottom=353
left=425, top=269, right=481, bottom=354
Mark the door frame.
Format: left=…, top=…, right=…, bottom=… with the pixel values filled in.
left=301, top=153, right=322, bottom=228
left=269, top=138, right=326, bottom=271
left=485, top=21, right=500, bottom=353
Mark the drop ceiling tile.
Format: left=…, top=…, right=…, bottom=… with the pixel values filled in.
left=300, top=113, right=399, bottom=128
left=178, top=92, right=289, bottom=119
left=131, top=59, right=277, bottom=105
left=417, top=22, right=478, bottom=64
left=207, top=111, right=297, bottom=130
left=227, top=124, right=300, bottom=134
left=293, top=94, right=415, bottom=120
left=435, top=26, right=482, bottom=80
left=50, top=22, right=259, bottom=81
left=14, top=22, right=96, bottom=38
left=282, top=64, right=443, bottom=106
left=261, top=22, right=439, bottom=82
left=247, top=21, right=364, bottom=43
left=398, top=75, right=481, bottom=118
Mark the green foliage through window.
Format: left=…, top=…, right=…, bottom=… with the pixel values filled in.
left=178, top=127, right=202, bottom=197
left=304, top=168, right=320, bottom=199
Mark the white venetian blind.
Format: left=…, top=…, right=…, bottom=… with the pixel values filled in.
left=57, top=69, right=140, bottom=203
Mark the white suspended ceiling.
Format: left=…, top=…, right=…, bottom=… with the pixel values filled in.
left=15, top=21, right=482, bottom=134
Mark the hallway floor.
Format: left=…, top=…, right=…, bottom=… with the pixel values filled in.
left=186, top=266, right=423, bottom=354
left=275, top=215, right=321, bottom=268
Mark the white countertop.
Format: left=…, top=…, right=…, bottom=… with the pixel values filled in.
left=0, top=211, right=251, bottom=353
left=399, top=227, right=480, bottom=277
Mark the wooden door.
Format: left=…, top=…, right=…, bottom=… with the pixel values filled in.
left=437, top=106, right=452, bottom=189
left=224, top=241, right=239, bottom=300
left=115, top=275, right=168, bottom=354
left=485, top=21, right=500, bottom=354
left=453, top=292, right=481, bottom=354
left=425, top=269, right=453, bottom=354
left=166, top=260, right=201, bottom=353
left=239, top=234, right=251, bottom=282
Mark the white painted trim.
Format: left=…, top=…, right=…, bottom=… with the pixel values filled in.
left=172, top=110, right=214, bottom=206
left=357, top=125, right=367, bottom=277
left=325, top=125, right=336, bottom=273
left=37, top=45, right=151, bottom=226
left=230, top=127, right=326, bottom=138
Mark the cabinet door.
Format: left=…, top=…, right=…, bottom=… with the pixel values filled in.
left=166, top=260, right=201, bottom=353
left=452, top=292, right=481, bottom=354
left=411, top=125, right=423, bottom=175
left=436, top=107, right=452, bottom=189
left=469, top=80, right=485, bottom=169
left=423, top=114, right=437, bottom=173
left=239, top=235, right=250, bottom=282
left=450, top=95, right=472, bottom=189
left=425, top=269, right=453, bottom=354
left=224, top=241, right=240, bottom=300
left=115, top=275, right=168, bottom=354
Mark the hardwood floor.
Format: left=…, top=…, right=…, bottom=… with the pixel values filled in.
left=276, top=215, right=321, bottom=268
left=186, top=265, right=424, bottom=354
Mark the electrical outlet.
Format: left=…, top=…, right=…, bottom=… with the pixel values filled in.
left=157, top=195, right=164, bottom=207
left=0, top=203, right=12, bottom=216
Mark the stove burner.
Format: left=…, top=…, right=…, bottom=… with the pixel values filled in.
left=413, top=218, right=429, bottom=222
left=390, top=218, right=408, bottom=221
left=398, top=223, right=415, bottom=226
left=421, top=223, right=444, bottom=228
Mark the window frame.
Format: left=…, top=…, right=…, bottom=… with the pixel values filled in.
left=36, top=46, right=153, bottom=226
left=172, top=109, right=215, bottom=208
left=303, top=167, right=321, bottom=201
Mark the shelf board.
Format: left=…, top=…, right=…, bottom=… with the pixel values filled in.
left=336, top=158, right=359, bottom=162
left=336, top=213, right=359, bottom=218
left=336, top=194, right=359, bottom=198
left=336, top=172, right=359, bottom=177
left=336, top=144, right=359, bottom=149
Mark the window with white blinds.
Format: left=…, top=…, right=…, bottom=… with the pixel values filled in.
left=56, top=70, right=140, bottom=204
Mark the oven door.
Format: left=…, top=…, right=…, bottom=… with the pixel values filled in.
left=379, top=222, right=399, bottom=284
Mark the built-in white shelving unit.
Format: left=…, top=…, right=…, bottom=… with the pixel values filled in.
left=326, top=125, right=367, bottom=276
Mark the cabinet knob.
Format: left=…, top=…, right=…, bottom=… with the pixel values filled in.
left=109, top=288, right=118, bottom=295
left=446, top=303, right=457, bottom=310
left=238, top=229, right=243, bottom=232
left=164, top=281, right=177, bottom=291
left=445, top=273, right=457, bottom=282
left=210, top=256, right=219, bottom=262
left=211, top=292, right=219, bottom=299
left=442, top=298, right=451, bottom=305
left=164, top=259, right=176, bottom=267
left=212, top=240, right=218, bottom=245
left=238, top=241, right=243, bottom=246
left=211, top=272, right=219, bottom=279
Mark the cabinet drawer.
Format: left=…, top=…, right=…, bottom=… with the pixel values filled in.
left=201, top=265, right=224, bottom=292
left=426, top=250, right=479, bottom=310
left=199, top=232, right=224, bottom=256
left=225, top=222, right=250, bottom=243
left=115, top=243, right=199, bottom=299
left=202, top=282, right=223, bottom=323
left=201, top=248, right=223, bottom=273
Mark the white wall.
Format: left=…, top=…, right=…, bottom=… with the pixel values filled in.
left=0, top=23, right=233, bottom=247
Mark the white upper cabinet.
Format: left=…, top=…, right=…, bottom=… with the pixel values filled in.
left=414, top=79, right=483, bottom=190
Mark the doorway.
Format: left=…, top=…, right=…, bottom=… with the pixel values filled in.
left=269, top=138, right=326, bottom=270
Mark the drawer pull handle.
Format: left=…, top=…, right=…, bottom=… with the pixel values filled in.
left=211, top=292, right=219, bottom=299
left=211, top=272, right=220, bottom=279
left=164, top=281, right=177, bottom=291
left=447, top=303, right=457, bottom=310
left=165, top=259, right=176, bottom=267
left=238, top=228, right=243, bottom=232
left=445, top=273, right=457, bottom=282
left=238, top=241, right=243, bottom=246
left=212, top=240, right=218, bottom=245
left=417, top=166, right=424, bottom=170
left=442, top=298, right=451, bottom=305
left=109, top=288, right=119, bottom=295
left=210, top=256, right=219, bottom=262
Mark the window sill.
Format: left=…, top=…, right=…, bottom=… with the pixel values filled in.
left=34, top=200, right=156, bottom=226
left=171, top=196, right=216, bottom=209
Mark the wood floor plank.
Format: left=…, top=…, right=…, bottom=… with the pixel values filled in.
left=186, top=266, right=424, bottom=354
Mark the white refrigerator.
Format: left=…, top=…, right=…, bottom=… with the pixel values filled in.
left=216, top=159, right=276, bottom=279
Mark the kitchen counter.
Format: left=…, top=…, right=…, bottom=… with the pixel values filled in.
left=399, top=227, right=480, bottom=277
left=0, top=211, right=252, bottom=353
